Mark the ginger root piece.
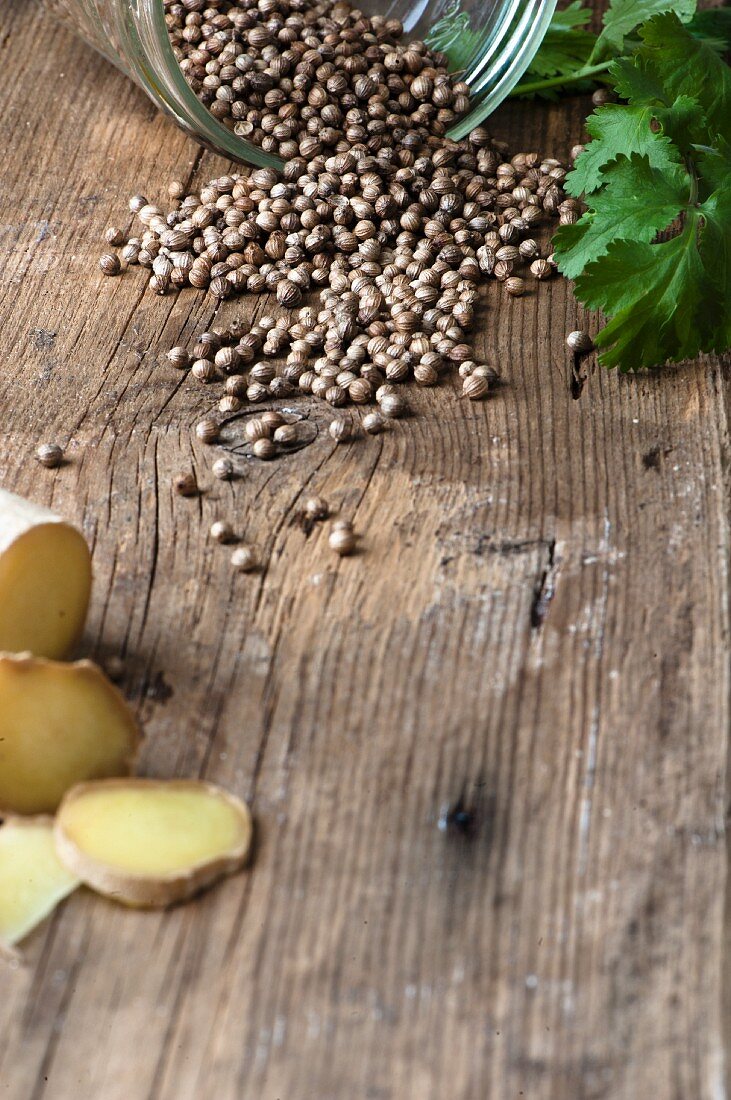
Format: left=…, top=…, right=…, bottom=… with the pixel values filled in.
left=55, top=779, right=253, bottom=908
left=0, top=654, right=140, bottom=815
left=0, top=817, right=78, bottom=952
left=0, top=488, right=92, bottom=659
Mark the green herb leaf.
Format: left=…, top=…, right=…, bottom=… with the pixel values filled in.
left=566, top=104, right=681, bottom=194
left=558, top=14, right=731, bottom=370
left=593, top=0, right=695, bottom=57
left=555, top=154, right=688, bottom=278
left=575, top=181, right=731, bottom=370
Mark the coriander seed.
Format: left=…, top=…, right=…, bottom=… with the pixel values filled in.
left=252, top=437, right=277, bottom=460
left=99, top=253, right=121, bottom=277
left=329, top=523, right=357, bottom=557
left=167, top=346, right=190, bottom=370
left=36, top=442, right=64, bottom=468
left=105, top=227, right=125, bottom=247
left=195, top=418, right=219, bottom=444
left=363, top=412, right=385, bottom=435
left=210, top=520, right=235, bottom=543
left=329, top=418, right=353, bottom=443
left=174, top=471, right=198, bottom=497
left=273, top=423, right=298, bottom=445
left=379, top=393, right=407, bottom=418
left=305, top=496, right=329, bottom=521
left=212, top=457, right=235, bottom=480
left=462, top=375, right=490, bottom=400
left=566, top=330, right=594, bottom=354
left=231, top=545, right=259, bottom=572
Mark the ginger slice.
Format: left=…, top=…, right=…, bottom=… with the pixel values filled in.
left=0, top=654, right=140, bottom=815
left=55, top=779, right=253, bottom=908
left=0, top=817, right=78, bottom=952
left=0, top=488, right=92, bottom=659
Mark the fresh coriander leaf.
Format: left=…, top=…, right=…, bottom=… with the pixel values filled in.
left=593, top=0, right=695, bottom=57
left=687, top=8, right=731, bottom=55
left=554, top=154, right=689, bottom=278
left=575, top=225, right=704, bottom=369
left=575, top=179, right=731, bottom=371
left=566, top=104, right=681, bottom=194
left=626, top=14, right=731, bottom=141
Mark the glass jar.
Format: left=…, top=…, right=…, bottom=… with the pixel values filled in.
left=42, top=0, right=556, bottom=167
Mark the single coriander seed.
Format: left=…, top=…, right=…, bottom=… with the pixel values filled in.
left=195, top=418, right=219, bottom=444
left=462, top=375, right=490, bottom=400
left=329, top=418, right=353, bottom=443
left=273, top=423, right=298, bottom=445
left=174, top=471, right=198, bottom=497
left=210, top=520, right=236, bottom=543
left=104, top=655, right=125, bottom=682
left=379, top=393, right=407, bottom=418
left=212, top=457, right=234, bottom=480
left=99, top=252, right=122, bottom=277
left=566, top=330, right=594, bottom=354
left=231, top=545, right=259, bottom=573
left=36, top=442, right=64, bottom=468
left=105, top=227, right=125, bottom=247
left=363, top=412, right=385, bottom=435
left=329, top=523, right=357, bottom=557
left=305, top=495, right=329, bottom=521
left=252, top=437, right=277, bottom=460
left=167, top=346, right=190, bottom=369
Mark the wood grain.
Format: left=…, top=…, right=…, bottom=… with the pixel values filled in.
left=1, top=3, right=729, bottom=1097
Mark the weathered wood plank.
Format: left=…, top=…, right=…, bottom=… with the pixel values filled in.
left=0, top=3, right=728, bottom=1098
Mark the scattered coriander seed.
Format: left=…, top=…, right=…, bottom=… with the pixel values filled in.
left=210, top=520, right=236, bottom=544
left=174, top=471, right=198, bottom=496
left=246, top=419, right=270, bottom=442
left=363, top=412, right=385, bottom=435
left=591, top=87, right=614, bottom=106
left=219, top=395, right=242, bottom=415
left=195, top=418, right=219, bottom=444
left=261, top=411, right=286, bottom=430
left=231, top=545, right=259, bottom=572
left=105, top=227, right=125, bottom=247
left=329, top=418, right=353, bottom=443
left=252, top=437, right=277, bottom=460
left=168, top=180, right=186, bottom=199
left=462, top=375, right=490, bottom=400
left=212, top=457, right=235, bottom=480
left=192, top=359, right=216, bottom=383
left=36, top=442, right=64, bottom=468
left=129, top=194, right=148, bottom=213
left=530, top=259, right=553, bottom=280
left=273, top=423, right=298, bottom=445
left=473, top=365, right=501, bottom=384
left=99, top=252, right=121, bottom=277
left=167, top=346, right=190, bottom=369
left=329, top=523, right=357, bottom=557
left=104, top=655, right=125, bottom=682
left=305, top=496, right=329, bottom=521
left=566, top=330, right=594, bottom=354
left=505, top=277, right=526, bottom=297
left=379, top=393, right=407, bottom=418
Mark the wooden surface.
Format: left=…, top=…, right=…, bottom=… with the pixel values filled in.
left=1, top=2, right=729, bottom=1097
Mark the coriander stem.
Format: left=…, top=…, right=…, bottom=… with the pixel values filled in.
left=509, top=60, right=614, bottom=98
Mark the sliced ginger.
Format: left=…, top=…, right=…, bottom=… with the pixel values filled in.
left=0, top=654, right=140, bottom=815
left=55, top=779, right=253, bottom=908
left=0, top=489, right=92, bottom=659
left=0, top=817, right=78, bottom=951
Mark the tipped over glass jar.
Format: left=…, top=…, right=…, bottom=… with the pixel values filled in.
left=41, top=0, right=556, bottom=167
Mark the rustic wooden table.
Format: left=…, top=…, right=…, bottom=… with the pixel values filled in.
left=1, top=2, right=729, bottom=1097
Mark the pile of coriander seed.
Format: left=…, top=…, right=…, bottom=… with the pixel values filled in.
left=97, top=0, right=582, bottom=563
